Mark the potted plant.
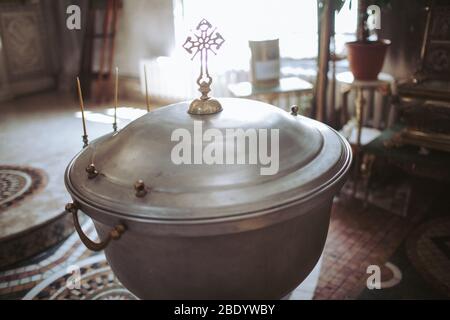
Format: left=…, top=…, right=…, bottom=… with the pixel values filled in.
left=340, top=0, right=391, bottom=80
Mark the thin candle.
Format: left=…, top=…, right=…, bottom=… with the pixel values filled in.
left=113, top=67, right=118, bottom=132
left=144, top=64, right=150, bottom=112
left=76, top=77, right=88, bottom=147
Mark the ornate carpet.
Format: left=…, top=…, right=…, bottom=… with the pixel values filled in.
left=0, top=165, right=74, bottom=269
left=406, top=217, right=450, bottom=296
left=0, top=183, right=449, bottom=299
left=0, top=219, right=136, bottom=300
left=0, top=165, right=47, bottom=212
left=0, top=217, right=319, bottom=300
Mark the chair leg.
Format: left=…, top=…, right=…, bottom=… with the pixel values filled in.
left=340, top=88, right=350, bottom=125
left=362, top=154, right=376, bottom=208
left=352, top=88, right=365, bottom=197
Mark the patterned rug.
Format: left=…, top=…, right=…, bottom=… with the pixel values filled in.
left=0, top=195, right=448, bottom=300
left=313, top=197, right=417, bottom=299
left=0, top=219, right=315, bottom=300
left=0, top=165, right=47, bottom=212
left=0, top=165, right=73, bottom=270
left=407, top=217, right=450, bottom=297
left=23, top=254, right=137, bottom=300
left=0, top=201, right=415, bottom=300
left=0, top=219, right=128, bottom=300
left=314, top=172, right=450, bottom=300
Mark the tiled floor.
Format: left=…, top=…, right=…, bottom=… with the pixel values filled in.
left=0, top=92, right=151, bottom=239
left=314, top=178, right=450, bottom=300
left=0, top=92, right=156, bottom=267
left=0, top=92, right=323, bottom=300
left=1, top=92, right=449, bottom=300
left=0, top=219, right=96, bottom=299
left=314, top=198, right=416, bottom=299
left=1, top=186, right=449, bottom=300
left=0, top=217, right=322, bottom=300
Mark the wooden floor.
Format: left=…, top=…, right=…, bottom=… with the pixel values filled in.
left=0, top=92, right=159, bottom=267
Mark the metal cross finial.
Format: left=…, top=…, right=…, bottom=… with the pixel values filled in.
left=183, top=19, right=225, bottom=115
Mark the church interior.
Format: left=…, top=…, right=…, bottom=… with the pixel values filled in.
left=0, top=0, right=449, bottom=300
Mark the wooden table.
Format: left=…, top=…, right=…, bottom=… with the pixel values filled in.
left=336, top=71, right=395, bottom=195
left=228, top=77, right=313, bottom=107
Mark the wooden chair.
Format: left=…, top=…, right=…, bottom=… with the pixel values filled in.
left=360, top=0, right=450, bottom=213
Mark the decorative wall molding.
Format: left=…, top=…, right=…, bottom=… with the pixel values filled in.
left=0, top=0, right=55, bottom=100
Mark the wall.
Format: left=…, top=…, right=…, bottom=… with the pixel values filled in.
left=114, top=0, right=175, bottom=78
left=0, top=0, right=58, bottom=99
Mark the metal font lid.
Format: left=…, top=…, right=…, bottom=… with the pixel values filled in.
left=65, top=98, right=351, bottom=222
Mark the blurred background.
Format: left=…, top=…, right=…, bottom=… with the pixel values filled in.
left=1, top=0, right=449, bottom=300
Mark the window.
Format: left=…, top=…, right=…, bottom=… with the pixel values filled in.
left=174, top=0, right=357, bottom=71
left=174, top=0, right=318, bottom=71
left=334, top=0, right=358, bottom=54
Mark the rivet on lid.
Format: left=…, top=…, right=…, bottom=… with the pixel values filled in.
left=86, top=164, right=99, bottom=179
left=134, top=179, right=148, bottom=198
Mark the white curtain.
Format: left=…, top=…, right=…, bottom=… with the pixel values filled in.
left=42, top=0, right=89, bottom=92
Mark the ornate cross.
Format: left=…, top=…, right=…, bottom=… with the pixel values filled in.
left=183, top=19, right=225, bottom=115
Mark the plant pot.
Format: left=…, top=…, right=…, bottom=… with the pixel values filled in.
left=346, top=39, right=391, bottom=81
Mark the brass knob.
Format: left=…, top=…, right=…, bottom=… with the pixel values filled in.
left=65, top=202, right=78, bottom=213
left=86, top=164, right=99, bottom=179
left=134, top=179, right=148, bottom=198
left=110, top=225, right=126, bottom=240
left=291, top=105, right=299, bottom=116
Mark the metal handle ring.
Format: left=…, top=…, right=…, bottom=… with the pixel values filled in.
left=65, top=202, right=126, bottom=252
